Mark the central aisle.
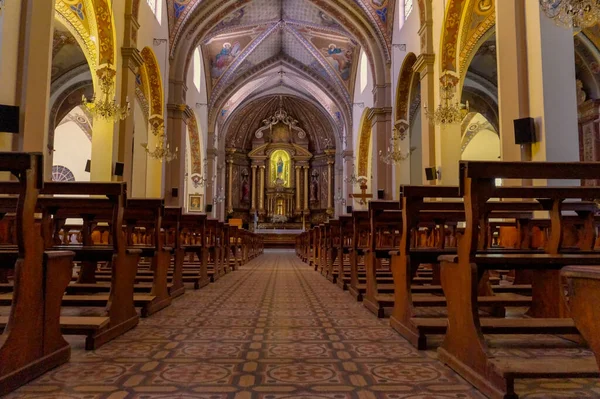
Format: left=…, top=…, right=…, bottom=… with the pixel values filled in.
left=9, top=250, right=485, bottom=398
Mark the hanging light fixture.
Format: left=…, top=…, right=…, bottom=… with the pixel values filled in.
left=334, top=188, right=347, bottom=206
left=424, top=75, right=469, bottom=126
left=539, top=0, right=600, bottom=30
left=82, top=65, right=130, bottom=122
left=0, top=0, right=6, bottom=15
left=379, top=126, right=416, bottom=165
left=213, top=187, right=226, bottom=204
left=142, top=117, right=178, bottom=162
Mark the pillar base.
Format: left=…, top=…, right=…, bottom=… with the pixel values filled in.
left=326, top=208, right=334, bottom=216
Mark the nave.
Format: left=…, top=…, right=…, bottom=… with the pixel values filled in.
left=6, top=250, right=599, bottom=399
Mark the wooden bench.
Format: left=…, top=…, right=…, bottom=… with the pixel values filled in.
left=438, top=161, right=600, bottom=399
left=336, top=215, right=353, bottom=290
left=348, top=211, right=369, bottom=301
left=162, top=206, right=185, bottom=297
left=0, top=153, right=77, bottom=396
left=180, top=213, right=211, bottom=289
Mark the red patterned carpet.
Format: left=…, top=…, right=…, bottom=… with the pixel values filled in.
left=6, top=250, right=600, bottom=398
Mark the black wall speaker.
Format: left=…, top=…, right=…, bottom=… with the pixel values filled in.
left=114, top=162, right=124, bottom=176
left=346, top=205, right=353, bottom=214
left=377, top=189, right=385, bottom=200
left=514, top=117, right=536, bottom=144
left=0, top=105, right=19, bottom=133
left=85, top=160, right=91, bottom=173
left=205, top=204, right=213, bottom=213
left=171, top=188, right=179, bottom=198
left=425, top=167, right=437, bottom=181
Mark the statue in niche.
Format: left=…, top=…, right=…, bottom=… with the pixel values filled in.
left=241, top=168, right=250, bottom=203
left=276, top=157, right=284, bottom=179
left=310, top=170, right=319, bottom=202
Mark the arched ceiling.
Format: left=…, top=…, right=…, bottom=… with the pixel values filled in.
left=167, top=0, right=393, bottom=139
left=52, top=20, right=89, bottom=83
left=225, top=95, right=338, bottom=153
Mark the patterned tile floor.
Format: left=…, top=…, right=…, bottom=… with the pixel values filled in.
left=6, top=250, right=600, bottom=399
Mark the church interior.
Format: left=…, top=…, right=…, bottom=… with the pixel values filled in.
left=2, top=0, right=600, bottom=397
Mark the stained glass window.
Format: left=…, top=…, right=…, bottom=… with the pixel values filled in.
left=405, top=0, right=413, bottom=20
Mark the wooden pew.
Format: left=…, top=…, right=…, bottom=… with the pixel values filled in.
left=562, top=266, right=600, bottom=369
left=348, top=211, right=369, bottom=301
left=38, top=182, right=143, bottom=349
left=363, top=201, right=402, bottom=317
left=0, top=153, right=77, bottom=396
left=327, top=219, right=341, bottom=283
left=336, top=215, right=353, bottom=290
left=162, top=206, right=185, bottom=297
left=180, top=214, right=211, bottom=289
left=438, top=161, right=600, bottom=399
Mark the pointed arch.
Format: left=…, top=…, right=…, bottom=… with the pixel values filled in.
left=395, top=53, right=417, bottom=134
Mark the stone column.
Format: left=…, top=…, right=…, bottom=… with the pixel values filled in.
left=17, top=0, right=56, bottom=158
left=118, top=47, right=144, bottom=187
left=303, top=166, right=309, bottom=212
left=325, top=149, right=335, bottom=214
left=369, top=107, right=393, bottom=199
left=495, top=0, right=530, bottom=163
left=226, top=149, right=235, bottom=214
left=524, top=1, right=579, bottom=165
left=258, top=165, right=265, bottom=213
left=414, top=54, right=436, bottom=185
left=251, top=165, right=258, bottom=212
left=295, top=166, right=301, bottom=213
left=164, top=104, right=190, bottom=204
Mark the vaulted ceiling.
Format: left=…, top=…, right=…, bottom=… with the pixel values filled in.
left=166, top=0, right=394, bottom=138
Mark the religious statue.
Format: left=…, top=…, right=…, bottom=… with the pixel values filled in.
left=276, top=156, right=284, bottom=179
left=310, top=170, right=319, bottom=202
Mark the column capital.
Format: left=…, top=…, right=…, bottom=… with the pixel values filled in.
left=251, top=164, right=258, bottom=169
left=121, top=47, right=144, bottom=72
left=414, top=54, right=435, bottom=74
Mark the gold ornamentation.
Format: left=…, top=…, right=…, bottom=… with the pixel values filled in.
left=82, top=65, right=130, bottom=122
left=142, top=117, right=178, bottom=162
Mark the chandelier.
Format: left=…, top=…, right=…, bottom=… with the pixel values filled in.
left=539, top=0, right=600, bottom=30
left=379, top=126, right=416, bottom=165
left=213, top=187, right=226, bottom=204
left=334, top=188, right=347, bottom=205
left=193, top=159, right=215, bottom=188
left=142, top=118, right=178, bottom=162
left=82, top=65, right=130, bottom=122
left=424, top=75, right=469, bottom=126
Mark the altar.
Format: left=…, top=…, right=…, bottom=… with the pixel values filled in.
left=223, top=98, right=336, bottom=231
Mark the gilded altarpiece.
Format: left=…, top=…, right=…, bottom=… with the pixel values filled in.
left=578, top=99, right=600, bottom=186
left=226, top=106, right=334, bottom=229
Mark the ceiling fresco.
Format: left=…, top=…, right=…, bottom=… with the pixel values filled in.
left=200, top=0, right=360, bottom=110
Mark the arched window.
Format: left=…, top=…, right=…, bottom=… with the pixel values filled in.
left=147, top=0, right=162, bottom=22
left=404, top=0, right=413, bottom=20
left=52, top=165, right=76, bottom=182
left=193, top=47, right=202, bottom=92
left=360, top=51, right=368, bottom=92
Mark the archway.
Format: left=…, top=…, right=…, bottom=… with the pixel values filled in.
left=356, top=107, right=373, bottom=207
left=52, top=106, right=92, bottom=182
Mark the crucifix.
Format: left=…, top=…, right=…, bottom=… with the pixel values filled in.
left=350, top=183, right=372, bottom=205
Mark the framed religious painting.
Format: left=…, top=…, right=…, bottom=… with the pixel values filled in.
left=188, top=194, right=204, bottom=213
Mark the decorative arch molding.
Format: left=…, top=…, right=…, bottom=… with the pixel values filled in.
left=575, top=32, right=600, bottom=100
left=395, top=53, right=417, bottom=136
left=141, top=47, right=165, bottom=119
left=187, top=111, right=203, bottom=176
left=439, top=0, right=495, bottom=78
left=357, top=107, right=373, bottom=178
left=54, top=0, right=98, bottom=71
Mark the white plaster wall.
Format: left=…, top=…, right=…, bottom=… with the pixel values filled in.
left=53, top=121, right=91, bottom=182
left=461, top=130, right=501, bottom=161
left=410, top=109, right=422, bottom=184
left=352, top=49, right=375, bottom=189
